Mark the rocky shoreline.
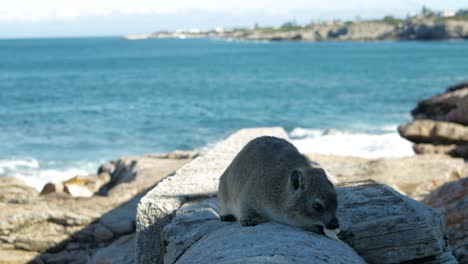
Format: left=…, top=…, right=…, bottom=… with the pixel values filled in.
left=0, top=151, right=197, bottom=264
left=0, top=146, right=468, bottom=263
left=1, top=146, right=466, bottom=263
left=1, top=82, right=467, bottom=263
left=136, top=128, right=466, bottom=264
left=126, top=17, right=468, bottom=42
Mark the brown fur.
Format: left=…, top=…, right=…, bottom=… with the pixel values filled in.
left=217, top=136, right=339, bottom=231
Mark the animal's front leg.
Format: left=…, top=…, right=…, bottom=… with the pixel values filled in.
left=239, top=206, right=263, bottom=227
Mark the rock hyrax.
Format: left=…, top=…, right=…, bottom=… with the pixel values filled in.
left=217, top=136, right=339, bottom=234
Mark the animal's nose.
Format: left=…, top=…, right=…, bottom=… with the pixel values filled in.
left=326, top=218, right=339, bottom=229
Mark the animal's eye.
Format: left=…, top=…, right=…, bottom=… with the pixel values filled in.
left=313, top=203, right=324, bottom=212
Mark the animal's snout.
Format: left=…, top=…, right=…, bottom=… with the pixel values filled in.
left=326, top=218, right=339, bottom=229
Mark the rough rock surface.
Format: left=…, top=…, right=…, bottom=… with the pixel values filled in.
left=413, top=143, right=468, bottom=158
left=136, top=127, right=288, bottom=264
left=87, top=234, right=135, bottom=264
left=336, top=181, right=453, bottom=263
left=162, top=180, right=455, bottom=264
left=305, top=153, right=465, bottom=200
left=413, top=143, right=457, bottom=155
left=0, top=156, right=192, bottom=264
left=396, top=20, right=468, bottom=40
left=0, top=177, right=38, bottom=204
left=328, top=22, right=395, bottom=41
left=164, top=199, right=365, bottom=264
left=40, top=182, right=66, bottom=196
left=150, top=150, right=201, bottom=160
left=398, top=120, right=468, bottom=144
left=62, top=173, right=112, bottom=197
left=136, top=127, right=457, bottom=264
left=399, top=82, right=468, bottom=159
left=412, top=81, right=468, bottom=125
left=0, top=249, right=39, bottom=264
left=423, top=177, right=468, bottom=263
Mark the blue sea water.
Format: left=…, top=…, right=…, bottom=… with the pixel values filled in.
left=0, top=38, right=467, bottom=188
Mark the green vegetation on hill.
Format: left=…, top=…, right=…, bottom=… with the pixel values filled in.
left=245, top=7, right=468, bottom=33
left=382, top=16, right=404, bottom=26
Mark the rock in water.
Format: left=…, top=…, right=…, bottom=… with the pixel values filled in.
left=411, top=81, right=468, bottom=125
left=399, top=82, right=468, bottom=159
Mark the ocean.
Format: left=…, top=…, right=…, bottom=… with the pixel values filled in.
left=1, top=38, right=467, bottom=189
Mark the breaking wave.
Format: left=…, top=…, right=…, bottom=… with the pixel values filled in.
left=289, top=127, right=414, bottom=158
left=0, top=158, right=98, bottom=190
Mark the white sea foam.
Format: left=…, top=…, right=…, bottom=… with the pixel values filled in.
left=0, top=158, right=39, bottom=172
left=0, top=127, right=413, bottom=190
left=0, top=158, right=97, bottom=191
left=289, top=127, right=414, bottom=158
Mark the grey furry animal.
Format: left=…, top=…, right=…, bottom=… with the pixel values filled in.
left=217, top=136, right=339, bottom=233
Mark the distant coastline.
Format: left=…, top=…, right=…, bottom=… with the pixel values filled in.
left=124, top=9, right=468, bottom=42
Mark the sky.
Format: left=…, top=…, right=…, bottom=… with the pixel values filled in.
left=0, top=0, right=466, bottom=38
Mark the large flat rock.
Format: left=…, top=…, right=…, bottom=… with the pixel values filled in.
left=136, top=127, right=288, bottom=264
left=398, top=120, right=468, bottom=145
left=163, top=198, right=365, bottom=264
left=0, top=176, right=38, bottom=204
left=162, top=181, right=456, bottom=264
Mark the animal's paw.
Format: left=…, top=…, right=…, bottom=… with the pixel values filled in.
left=240, top=219, right=259, bottom=227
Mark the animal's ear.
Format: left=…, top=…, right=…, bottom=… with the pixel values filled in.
left=290, top=169, right=304, bottom=191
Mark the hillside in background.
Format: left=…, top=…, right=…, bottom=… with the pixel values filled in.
left=126, top=8, right=468, bottom=41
